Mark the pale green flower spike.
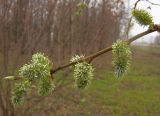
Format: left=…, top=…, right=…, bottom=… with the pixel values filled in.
left=11, top=81, right=30, bottom=105
left=112, top=40, right=132, bottom=77
left=74, top=62, right=94, bottom=89
left=132, top=9, right=153, bottom=27
left=70, top=55, right=84, bottom=63
left=12, top=53, right=55, bottom=105
left=71, top=55, right=94, bottom=89
left=19, top=53, right=51, bottom=81
left=38, top=77, right=55, bottom=96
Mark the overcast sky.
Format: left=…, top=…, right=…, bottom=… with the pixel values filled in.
left=129, top=0, right=160, bottom=43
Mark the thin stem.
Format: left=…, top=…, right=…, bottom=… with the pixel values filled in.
left=126, top=0, right=141, bottom=39
left=4, top=24, right=159, bottom=80
left=127, top=28, right=155, bottom=44
left=146, top=0, right=160, bottom=7
left=51, top=25, right=158, bottom=74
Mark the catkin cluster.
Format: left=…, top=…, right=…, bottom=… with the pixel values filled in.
left=12, top=53, right=54, bottom=105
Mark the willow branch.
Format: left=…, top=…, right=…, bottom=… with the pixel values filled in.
left=126, top=0, right=160, bottom=39
left=51, top=24, right=159, bottom=74
left=126, top=0, right=141, bottom=39
left=146, top=0, right=160, bottom=7
left=4, top=24, right=160, bottom=80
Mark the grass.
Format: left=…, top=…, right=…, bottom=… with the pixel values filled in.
left=83, top=45, right=160, bottom=116
left=86, top=72, right=160, bottom=115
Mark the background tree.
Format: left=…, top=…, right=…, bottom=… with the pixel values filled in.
left=0, top=0, right=126, bottom=115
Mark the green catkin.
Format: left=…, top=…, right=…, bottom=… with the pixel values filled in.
left=132, top=9, right=153, bottom=27
left=74, top=62, right=94, bottom=89
left=112, top=40, right=132, bottom=77
left=12, top=53, right=54, bottom=105
left=71, top=55, right=94, bottom=89
left=38, top=77, right=55, bottom=96
left=11, top=81, right=30, bottom=105
left=19, top=53, right=51, bottom=81
left=70, top=55, right=84, bottom=63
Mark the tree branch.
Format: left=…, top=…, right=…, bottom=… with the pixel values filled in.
left=146, top=0, right=160, bottom=7
left=126, top=0, right=141, bottom=39
left=51, top=24, right=159, bottom=74
left=126, top=0, right=160, bottom=39
left=4, top=24, right=160, bottom=80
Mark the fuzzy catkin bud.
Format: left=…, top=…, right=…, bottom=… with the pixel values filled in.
left=74, top=62, right=94, bottom=89
left=11, top=81, right=30, bottom=105
left=71, top=55, right=94, bottom=89
left=70, top=55, right=84, bottom=63
left=12, top=53, right=55, bottom=105
left=112, top=40, right=132, bottom=77
left=132, top=9, right=153, bottom=27
left=38, top=77, right=55, bottom=96
left=19, top=53, right=51, bottom=81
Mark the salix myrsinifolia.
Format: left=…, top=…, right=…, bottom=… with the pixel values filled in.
left=3, top=6, right=160, bottom=106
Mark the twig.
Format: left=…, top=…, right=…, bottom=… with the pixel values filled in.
left=4, top=24, right=160, bottom=80
left=51, top=24, right=159, bottom=74
left=146, top=0, right=160, bottom=7
left=126, top=0, right=141, bottom=39
left=125, top=0, right=160, bottom=39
